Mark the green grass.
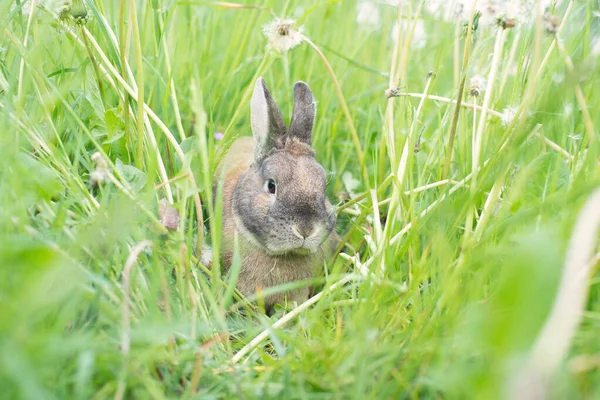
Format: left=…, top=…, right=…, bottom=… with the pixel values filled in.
left=1, top=0, right=600, bottom=398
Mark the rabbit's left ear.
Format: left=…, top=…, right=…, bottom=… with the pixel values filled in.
left=288, top=81, right=316, bottom=145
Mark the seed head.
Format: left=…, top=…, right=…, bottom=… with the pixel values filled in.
left=385, top=85, right=402, bottom=98
left=356, top=1, right=381, bottom=29
left=90, top=152, right=109, bottom=186
left=262, top=18, right=304, bottom=53
left=469, top=75, right=487, bottom=97
left=501, top=107, right=517, bottom=127
left=543, top=13, right=561, bottom=35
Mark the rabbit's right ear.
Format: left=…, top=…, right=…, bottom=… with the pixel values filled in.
left=251, top=77, right=286, bottom=163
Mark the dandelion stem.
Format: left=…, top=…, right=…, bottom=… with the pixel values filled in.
left=443, top=0, right=477, bottom=178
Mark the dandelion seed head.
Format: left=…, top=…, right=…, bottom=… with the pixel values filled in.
left=200, top=244, right=213, bottom=267
left=551, top=72, right=564, bottom=85
left=469, top=75, right=487, bottom=97
left=501, top=107, right=517, bottom=127
left=91, top=152, right=108, bottom=170
left=90, top=152, right=109, bottom=186
left=263, top=18, right=304, bottom=53
left=543, top=13, right=561, bottom=35
left=356, top=2, right=381, bottom=29
left=425, top=0, right=564, bottom=28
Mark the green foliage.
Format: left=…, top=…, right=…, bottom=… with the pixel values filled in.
left=1, top=0, right=599, bottom=398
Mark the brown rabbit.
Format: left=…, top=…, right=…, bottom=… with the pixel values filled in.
left=216, top=77, right=337, bottom=315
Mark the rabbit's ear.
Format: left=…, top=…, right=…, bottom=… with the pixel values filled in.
left=288, top=81, right=315, bottom=145
left=251, top=77, right=286, bottom=163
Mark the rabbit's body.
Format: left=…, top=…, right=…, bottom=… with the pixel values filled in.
left=216, top=78, right=337, bottom=314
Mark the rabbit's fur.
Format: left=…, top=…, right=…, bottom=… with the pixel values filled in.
left=216, top=78, right=337, bottom=315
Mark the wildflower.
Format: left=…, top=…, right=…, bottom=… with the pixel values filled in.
left=356, top=2, right=381, bottom=29
left=262, top=18, right=304, bottom=53
left=214, top=132, right=224, bottom=141
left=341, top=171, right=361, bottom=198
left=469, top=75, right=487, bottom=97
left=90, top=152, right=109, bottom=186
left=501, top=107, right=517, bottom=126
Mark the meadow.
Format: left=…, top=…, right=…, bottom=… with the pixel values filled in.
left=1, top=0, right=600, bottom=398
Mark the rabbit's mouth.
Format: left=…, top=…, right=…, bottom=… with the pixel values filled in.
left=263, top=239, right=319, bottom=256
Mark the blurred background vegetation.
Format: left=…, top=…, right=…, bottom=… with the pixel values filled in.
left=1, top=0, right=599, bottom=398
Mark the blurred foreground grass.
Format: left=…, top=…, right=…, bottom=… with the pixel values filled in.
left=1, top=0, right=600, bottom=398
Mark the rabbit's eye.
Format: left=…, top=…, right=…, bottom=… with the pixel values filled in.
left=265, top=179, right=277, bottom=195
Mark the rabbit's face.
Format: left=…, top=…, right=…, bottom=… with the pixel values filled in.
left=233, top=78, right=335, bottom=254
left=231, top=78, right=336, bottom=256
left=234, top=141, right=336, bottom=255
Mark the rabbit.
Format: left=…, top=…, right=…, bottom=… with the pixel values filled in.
left=215, top=77, right=338, bottom=315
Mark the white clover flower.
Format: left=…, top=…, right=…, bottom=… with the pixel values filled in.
left=90, top=152, right=109, bottom=186
left=391, top=19, right=427, bottom=49
left=356, top=2, right=381, bottom=29
left=501, top=106, right=518, bottom=126
left=262, top=18, right=304, bottom=53
left=342, top=171, right=361, bottom=198
left=552, top=72, right=564, bottom=84
left=469, top=75, right=487, bottom=97
left=90, top=169, right=108, bottom=186
left=200, top=244, right=213, bottom=267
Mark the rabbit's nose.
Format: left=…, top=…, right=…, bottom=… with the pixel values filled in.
left=293, top=223, right=317, bottom=239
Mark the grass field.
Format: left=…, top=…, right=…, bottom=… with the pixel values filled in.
left=1, top=0, right=600, bottom=398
